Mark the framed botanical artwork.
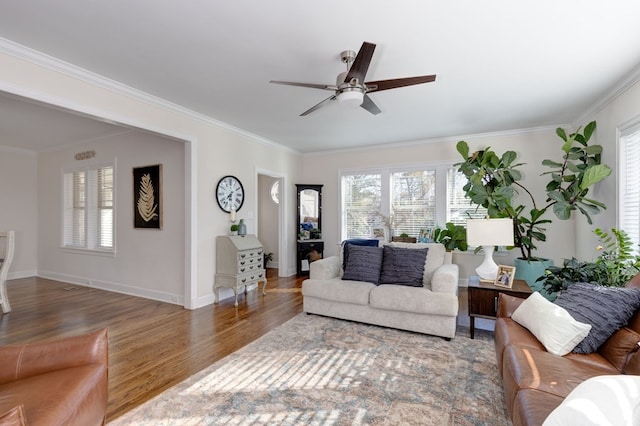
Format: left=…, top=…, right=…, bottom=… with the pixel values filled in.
left=495, top=265, right=516, bottom=288
left=133, top=164, right=162, bottom=229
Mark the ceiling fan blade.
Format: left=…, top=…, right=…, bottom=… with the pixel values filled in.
left=361, top=94, right=381, bottom=115
left=270, top=80, right=337, bottom=91
left=300, top=95, right=337, bottom=116
left=365, top=75, right=436, bottom=92
left=344, top=42, right=376, bottom=84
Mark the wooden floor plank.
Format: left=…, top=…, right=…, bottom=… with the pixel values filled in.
left=0, top=270, right=474, bottom=422
left=0, top=269, right=304, bottom=421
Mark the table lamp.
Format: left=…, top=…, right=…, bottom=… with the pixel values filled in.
left=466, top=218, right=515, bottom=282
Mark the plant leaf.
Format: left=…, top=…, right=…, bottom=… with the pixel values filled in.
left=456, top=141, right=469, bottom=159
left=580, top=164, right=612, bottom=190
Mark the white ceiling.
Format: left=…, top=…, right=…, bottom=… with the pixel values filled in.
left=1, top=0, right=640, bottom=153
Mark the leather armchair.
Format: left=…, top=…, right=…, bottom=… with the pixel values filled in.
left=0, top=328, right=109, bottom=425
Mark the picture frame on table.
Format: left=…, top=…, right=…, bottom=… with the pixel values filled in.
left=495, top=265, right=516, bottom=288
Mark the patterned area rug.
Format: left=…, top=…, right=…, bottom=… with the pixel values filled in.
left=110, top=314, right=511, bottom=425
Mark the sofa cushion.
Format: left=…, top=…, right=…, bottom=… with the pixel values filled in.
left=369, top=284, right=458, bottom=316
left=301, top=279, right=375, bottom=306
left=543, top=375, right=640, bottom=426
left=379, top=245, right=428, bottom=287
left=342, top=245, right=383, bottom=284
left=341, top=239, right=380, bottom=270
left=598, top=327, right=640, bottom=372
left=0, top=406, right=25, bottom=426
left=554, top=282, right=640, bottom=354
left=512, top=292, right=591, bottom=356
left=389, top=242, right=445, bottom=286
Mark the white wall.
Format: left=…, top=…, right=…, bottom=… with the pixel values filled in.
left=575, top=78, right=640, bottom=261
left=0, top=46, right=302, bottom=308
left=257, top=175, right=279, bottom=267
left=300, top=127, right=581, bottom=283
left=0, top=147, right=38, bottom=278
left=37, top=131, right=186, bottom=302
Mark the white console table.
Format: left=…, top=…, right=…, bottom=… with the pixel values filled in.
left=215, top=235, right=267, bottom=306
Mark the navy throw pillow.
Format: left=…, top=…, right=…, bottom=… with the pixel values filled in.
left=378, top=245, right=428, bottom=287
left=342, top=245, right=384, bottom=284
left=554, top=282, right=640, bottom=354
left=342, top=239, right=380, bottom=270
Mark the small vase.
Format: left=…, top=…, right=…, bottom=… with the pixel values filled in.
left=238, top=219, right=247, bottom=236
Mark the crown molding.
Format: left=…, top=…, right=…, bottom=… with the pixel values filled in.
left=0, top=144, right=37, bottom=155
left=0, top=37, right=299, bottom=155
left=303, top=124, right=564, bottom=157
left=573, top=62, right=640, bottom=127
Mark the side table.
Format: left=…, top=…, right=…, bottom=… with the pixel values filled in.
left=467, top=277, right=531, bottom=339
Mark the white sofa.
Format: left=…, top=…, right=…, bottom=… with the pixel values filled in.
left=302, top=242, right=460, bottom=339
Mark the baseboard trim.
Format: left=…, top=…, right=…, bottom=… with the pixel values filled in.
left=37, top=271, right=184, bottom=306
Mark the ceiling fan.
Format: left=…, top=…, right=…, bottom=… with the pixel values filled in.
left=270, top=41, right=436, bottom=116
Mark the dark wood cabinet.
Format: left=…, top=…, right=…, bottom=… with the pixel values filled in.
left=468, top=278, right=531, bottom=338
left=296, top=184, right=323, bottom=276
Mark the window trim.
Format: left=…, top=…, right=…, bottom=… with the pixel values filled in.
left=61, top=161, right=116, bottom=256
left=338, top=161, right=484, bottom=242
left=617, top=117, right=640, bottom=254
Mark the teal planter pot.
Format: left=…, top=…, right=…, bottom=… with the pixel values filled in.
left=514, top=258, right=555, bottom=300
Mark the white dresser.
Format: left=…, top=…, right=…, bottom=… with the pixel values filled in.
left=215, top=235, right=267, bottom=306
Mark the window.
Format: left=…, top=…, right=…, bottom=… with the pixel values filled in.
left=619, top=124, right=640, bottom=254
left=340, top=165, right=486, bottom=240
left=63, top=164, right=115, bottom=252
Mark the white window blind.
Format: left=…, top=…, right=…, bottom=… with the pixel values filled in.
left=341, top=166, right=483, bottom=241
left=63, top=164, right=114, bottom=252
left=619, top=127, right=640, bottom=254
left=446, top=168, right=487, bottom=225
left=342, top=173, right=382, bottom=239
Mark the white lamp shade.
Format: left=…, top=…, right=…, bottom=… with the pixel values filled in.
left=466, top=218, right=514, bottom=247
left=466, top=218, right=515, bottom=281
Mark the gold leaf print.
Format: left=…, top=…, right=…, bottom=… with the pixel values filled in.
left=137, top=173, right=158, bottom=222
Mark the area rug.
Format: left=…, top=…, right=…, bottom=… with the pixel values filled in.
left=110, top=314, right=510, bottom=425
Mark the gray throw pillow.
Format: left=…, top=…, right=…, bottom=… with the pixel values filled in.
left=554, top=282, right=640, bottom=354
left=379, top=245, right=429, bottom=287
left=342, top=245, right=384, bottom=284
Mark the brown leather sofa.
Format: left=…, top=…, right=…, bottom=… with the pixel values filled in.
left=0, top=328, right=109, bottom=426
left=494, top=276, right=640, bottom=426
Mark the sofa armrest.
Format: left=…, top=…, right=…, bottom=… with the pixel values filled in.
left=431, top=263, right=459, bottom=294
left=309, top=256, right=341, bottom=280
left=496, top=293, right=525, bottom=318
left=0, top=328, right=108, bottom=385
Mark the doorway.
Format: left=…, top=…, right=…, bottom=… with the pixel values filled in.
left=257, top=172, right=285, bottom=276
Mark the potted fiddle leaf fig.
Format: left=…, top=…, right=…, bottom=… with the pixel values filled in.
left=455, top=121, right=612, bottom=289
left=432, top=222, right=468, bottom=252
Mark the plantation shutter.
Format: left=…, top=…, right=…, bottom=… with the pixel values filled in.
left=97, top=166, right=114, bottom=249
left=63, top=170, right=86, bottom=247
left=620, top=128, right=640, bottom=254
left=446, top=168, right=487, bottom=225
left=62, top=165, right=114, bottom=251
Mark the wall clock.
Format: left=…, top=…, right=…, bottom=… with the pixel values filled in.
left=216, top=175, right=245, bottom=213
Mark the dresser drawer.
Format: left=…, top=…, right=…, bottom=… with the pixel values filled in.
left=237, top=270, right=265, bottom=286
left=237, top=248, right=263, bottom=261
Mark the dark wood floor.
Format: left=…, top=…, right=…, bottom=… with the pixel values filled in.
left=0, top=269, right=304, bottom=422
left=0, top=271, right=477, bottom=422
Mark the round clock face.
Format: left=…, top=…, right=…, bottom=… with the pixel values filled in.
left=216, top=175, right=245, bottom=213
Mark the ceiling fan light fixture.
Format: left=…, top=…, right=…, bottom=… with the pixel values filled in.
left=337, top=90, right=364, bottom=108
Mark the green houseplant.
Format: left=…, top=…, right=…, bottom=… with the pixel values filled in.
left=455, top=121, right=612, bottom=287
left=539, top=228, right=640, bottom=294
left=432, top=222, right=468, bottom=252
left=230, top=223, right=239, bottom=235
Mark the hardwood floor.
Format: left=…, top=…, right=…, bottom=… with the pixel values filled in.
left=0, top=268, right=304, bottom=422
left=0, top=271, right=479, bottom=422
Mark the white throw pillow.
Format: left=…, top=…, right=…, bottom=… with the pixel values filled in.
left=543, top=375, right=640, bottom=426
left=511, top=292, right=591, bottom=356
